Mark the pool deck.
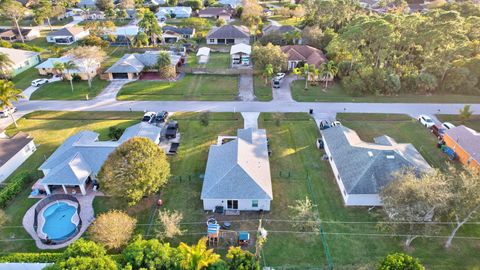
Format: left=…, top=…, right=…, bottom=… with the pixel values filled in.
left=23, top=193, right=97, bottom=250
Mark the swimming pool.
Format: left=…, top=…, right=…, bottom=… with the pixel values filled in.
left=41, top=202, right=78, bottom=241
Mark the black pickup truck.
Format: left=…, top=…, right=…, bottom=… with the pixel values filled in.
left=165, top=121, right=179, bottom=139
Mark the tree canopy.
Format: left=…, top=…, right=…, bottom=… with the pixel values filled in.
left=378, top=253, right=425, bottom=270
left=88, top=210, right=137, bottom=250
left=251, top=43, right=287, bottom=73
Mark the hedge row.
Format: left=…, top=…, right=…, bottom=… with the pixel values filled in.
left=0, top=253, right=62, bottom=263
left=0, top=172, right=36, bottom=208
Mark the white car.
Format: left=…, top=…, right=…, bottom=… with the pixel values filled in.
left=442, top=122, right=455, bottom=129
left=31, top=78, right=49, bottom=87
left=275, top=73, right=286, bottom=80
left=331, top=121, right=342, bottom=127
left=0, top=106, right=16, bottom=118
left=418, top=115, right=435, bottom=128
left=142, top=112, right=156, bottom=123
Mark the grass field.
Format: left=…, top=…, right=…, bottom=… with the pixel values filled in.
left=291, top=80, right=480, bottom=104
left=11, top=67, right=39, bottom=90
left=269, top=15, right=303, bottom=27
left=254, top=76, right=273, bottom=101
left=117, top=74, right=239, bottom=101
left=0, top=111, right=142, bottom=254
left=187, top=52, right=230, bottom=69
left=30, top=77, right=109, bottom=100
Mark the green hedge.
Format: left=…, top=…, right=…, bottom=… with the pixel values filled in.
left=0, top=172, right=36, bottom=208
left=0, top=253, right=62, bottom=263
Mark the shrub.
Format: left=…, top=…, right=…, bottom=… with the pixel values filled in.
left=0, top=40, right=12, bottom=48
left=0, top=253, right=63, bottom=263
left=108, top=127, right=124, bottom=140
left=11, top=43, right=43, bottom=52
left=0, top=172, right=37, bottom=208
left=88, top=210, right=137, bottom=250
left=199, top=111, right=210, bottom=126
left=378, top=253, right=425, bottom=270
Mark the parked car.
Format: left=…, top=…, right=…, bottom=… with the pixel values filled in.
left=155, top=111, right=169, bottom=123
left=165, top=121, right=179, bottom=139
left=31, top=78, right=49, bottom=87
left=418, top=115, right=435, bottom=128
left=272, top=79, right=281, bottom=88
left=319, top=120, right=330, bottom=130
left=331, top=121, right=342, bottom=127
left=275, top=73, right=286, bottom=80
left=431, top=124, right=446, bottom=138
left=442, top=122, right=455, bottom=129
left=142, top=112, right=156, bottom=123
left=0, top=106, right=16, bottom=118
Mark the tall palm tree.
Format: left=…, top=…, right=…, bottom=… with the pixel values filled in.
left=293, top=63, right=311, bottom=90
left=53, top=61, right=65, bottom=76
left=178, top=237, right=220, bottom=270
left=63, top=61, right=78, bottom=93
left=262, top=64, right=274, bottom=86
left=0, top=80, right=25, bottom=127
left=0, top=53, right=13, bottom=79
left=320, top=60, right=338, bottom=90
left=157, top=52, right=174, bottom=79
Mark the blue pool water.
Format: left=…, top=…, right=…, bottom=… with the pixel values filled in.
left=41, top=202, right=77, bottom=240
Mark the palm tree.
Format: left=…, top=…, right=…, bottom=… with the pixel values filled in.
left=178, top=237, right=220, bottom=270
left=320, top=60, right=338, bottom=90
left=262, top=64, right=274, bottom=86
left=0, top=80, right=25, bottom=127
left=53, top=61, right=65, bottom=76
left=63, top=61, right=78, bottom=93
left=0, top=53, right=13, bottom=79
left=157, top=52, right=174, bottom=79
left=293, top=63, right=310, bottom=90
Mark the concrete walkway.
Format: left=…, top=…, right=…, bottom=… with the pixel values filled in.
left=95, top=79, right=133, bottom=101
left=241, top=112, right=260, bottom=129
left=272, top=75, right=294, bottom=102
left=238, top=74, right=255, bottom=101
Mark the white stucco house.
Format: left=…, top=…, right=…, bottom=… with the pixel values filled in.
left=321, top=126, right=432, bottom=206
left=36, top=123, right=162, bottom=196
left=201, top=128, right=272, bottom=212
left=156, top=7, right=192, bottom=20
left=0, top=131, right=36, bottom=183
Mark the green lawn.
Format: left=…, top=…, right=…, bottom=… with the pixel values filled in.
left=78, top=19, right=132, bottom=27
left=0, top=111, right=142, bottom=254
left=11, top=67, right=40, bottom=90
left=254, top=76, right=273, bottom=101
left=291, top=80, right=480, bottom=103
left=117, top=74, right=239, bottom=101
left=269, top=15, right=303, bottom=27
left=0, top=17, right=72, bottom=27
left=187, top=52, right=230, bottom=69
left=436, top=114, right=480, bottom=131
left=30, top=77, right=109, bottom=100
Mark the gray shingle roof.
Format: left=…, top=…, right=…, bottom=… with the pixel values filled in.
left=163, top=26, right=194, bottom=35
left=0, top=132, right=33, bottom=167
left=46, top=27, right=86, bottom=37
left=206, top=25, right=250, bottom=39
left=445, top=125, right=480, bottom=163
left=201, top=128, right=272, bottom=200
left=322, top=126, right=432, bottom=195
left=263, top=25, right=299, bottom=34
left=105, top=51, right=182, bottom=73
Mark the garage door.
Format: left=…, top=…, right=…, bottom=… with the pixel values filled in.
left=112, top=73, right=129, bottom=79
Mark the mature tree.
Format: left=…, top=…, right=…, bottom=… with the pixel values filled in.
left=0, top=80, right=24, bottom=127
left=178, top=237, right=221, bottom=270
left=319, top=60, right=338, bottom=89
left=215, top=18, right=226, bottom=27
left=119, top=0, right=135, bottom=9
left=380, top=170, right=450, bottom=247
left=416, top=72, right=438, bottom=94
left=302, top=26, right=324, bottom=49
left=251, top=43, right=287, bottom=73
left=117, top=8, right=128, bottom=21
left=156, top=209, right=184, bottom=239
left=378, top=253, right=425, bottom=270
left=459, top=104, right=473, bottom=123
left=443, top=166, right=480, bottom=248
left=98, top=137, right=171, bottom=206
left=156, top=51, right=176, bottom=79
left=57, top=61, right=77, bottom=93
left=184, top=0, right=203, bottom=11
left=52, top=239, right=117, bottom=270
left=226, top=247, right=260, bottom=270
left=0, top=53, right=13, bottom=79
left=89, top=210, right=137, bottom=250
left=137, top=8, right=162, bottom=46
left=181, top=18, right=212, bottom=38
left=96, top=0, right=115, bottom=11
left=135, top=31, right=150, bottom=47
left=293, top=64, right=313, bottom=90
left=241, top=0, right=262, bottom=26
left=33, top=0, right=58, bottom=31
left=262, top=64, right=274, bottom=86
left=122, top=236, right=182, bottom=269
left=259, top=31, right=285, bottom=46
left=288, top=196, right=320, bottom=232
left=284, top=30, right=302, bottom=45
left=0, top=0, right=29, bottom=43
left=68, top=46, right=106, bottom=88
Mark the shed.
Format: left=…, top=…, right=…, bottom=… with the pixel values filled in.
left=230, top=43, right=251, bottom=66
left=196, top=47, right=211, bottom=64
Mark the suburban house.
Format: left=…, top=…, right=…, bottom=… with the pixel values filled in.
left=196, top=47, right=210, bottom=64
left=0, top=131, right=36, bottom=183
left=105, top=51, right=183, bottom=80
left=218, top=0, right=241, bottom=8
left=321, top=125, right=432, bottom=206
left=198, top=7, right=232, bottom=21
left=35, top=122, right=162, bottom=196
left=35, top=56, right=96, bottom=80
left=206, top=25, right=250, bottom=45
left=0, top=28, right=40, bottom=42
left=230, top=43, right=251, bottom=67
left=281, top=45, right=327, bottom=70
left=163, top=26, right=195, bottom=43
left=46, top=27, right=89, bottom=45
left=263, top=25, right=302, bottom=43
left=0, top=47, right=41, bottom=77
left=443, top=125, right=480, bottom=168
left=201, top=128, right=272, bottom=212
left=82, top=10, right=105, bottom=20
left=77, top=0, right=96, bottom=8
left=156, top=7, right=192, bottom=20
left=108, top=26, right=139, bottom=45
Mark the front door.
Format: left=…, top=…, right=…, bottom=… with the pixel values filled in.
left=227, top=200, right=238, bottom=210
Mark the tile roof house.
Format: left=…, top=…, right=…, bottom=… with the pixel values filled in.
left=201, top=128, right=272, bottom=212
left=105, top=51, right=182, bottom=80
left=281, top=45, right=327, bottom=70
left=206, top=25, right=250, bottom=45
left=443, top=125, right=480, bottom=168
left=0, top=47, right=41, bottom=77
left=46, top=27, right=89, bottom=45
left=321, top=126, right=432, bottom=206
left=0, top=28, right=40, bottom=42
left=0, top=132, right=36, bottom=183
left=35, top=56, right=97, bottom=81
left=36, top=123, right=162, bottom=196
left=162, top=26, right=195, bottom=43
left=198, top=7, right=232, bottom=21
left=156, top=7, right=192, bottom=19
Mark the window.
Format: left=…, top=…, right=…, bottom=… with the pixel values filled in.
left=209, top=39, right=215, bottom=43
left=252, top=200, right=258, bottom=208
left=227, top=200, right=238, bottom=209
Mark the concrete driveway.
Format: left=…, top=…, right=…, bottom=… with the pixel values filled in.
left=95, top=79, right=133, bottom=101
left=272, top=75, right=294, bottom=102
left=238, top=74, right=256, bottom=101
